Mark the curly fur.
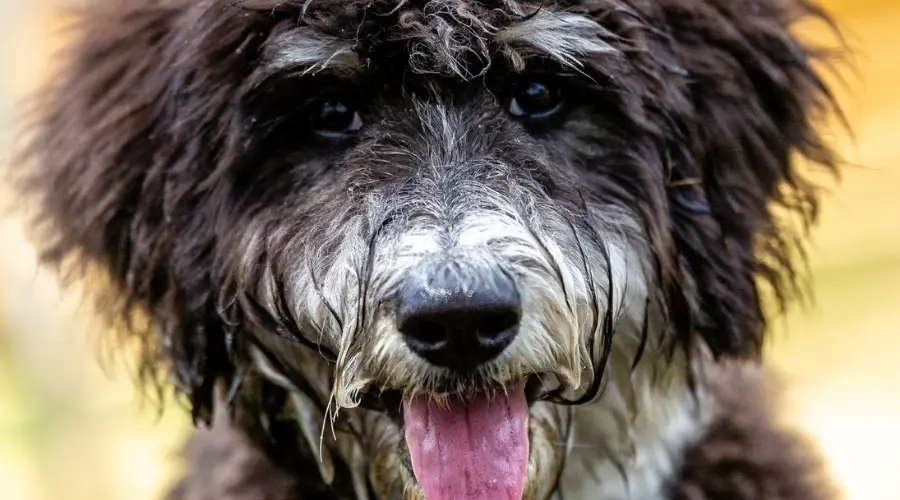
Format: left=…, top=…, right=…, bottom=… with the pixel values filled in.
left=13, top=0, right=844, bottom=498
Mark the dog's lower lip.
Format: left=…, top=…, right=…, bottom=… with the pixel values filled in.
left=525, top=373, right=545, bottom=403
left=382, top=390, right=403, bottom=422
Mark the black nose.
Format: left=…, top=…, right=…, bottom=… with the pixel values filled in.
left=397, top=264, right=521, bottom=371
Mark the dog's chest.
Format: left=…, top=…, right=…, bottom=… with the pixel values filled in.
left=555, top=389, right=707, bottom=500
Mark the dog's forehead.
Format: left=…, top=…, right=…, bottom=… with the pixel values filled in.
left=254, top=0, right=616, bottom=78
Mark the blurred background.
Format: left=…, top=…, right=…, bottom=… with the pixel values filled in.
left=0, top=0, right=898, bottom=499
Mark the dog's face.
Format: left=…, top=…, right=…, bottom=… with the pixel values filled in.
left=22, top=0, right=838, bottom=498
left=240, top=11, right=658, bottom=494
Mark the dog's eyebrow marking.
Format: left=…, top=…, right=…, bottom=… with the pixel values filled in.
left=496, top=11, right=620, bottom=70
left=265, top=29, right=361, bottom=75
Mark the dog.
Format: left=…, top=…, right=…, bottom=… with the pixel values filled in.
left=17, top=0, right=844, bottom=498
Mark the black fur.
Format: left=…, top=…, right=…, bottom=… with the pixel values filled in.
left=14, top=0, right=843, bottom=497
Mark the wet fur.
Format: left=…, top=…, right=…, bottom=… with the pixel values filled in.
left=15, top=0, right=843, bottom=498
left=168, top=364, right=838, bottom=499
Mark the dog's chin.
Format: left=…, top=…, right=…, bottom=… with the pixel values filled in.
left=364, top=374, right=564, bottom=500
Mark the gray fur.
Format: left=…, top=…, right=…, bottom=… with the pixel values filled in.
left=18, top=0, right=843, bottom=497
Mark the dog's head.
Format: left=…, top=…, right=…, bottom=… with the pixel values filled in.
left=21, top=0, right=840, bottom=498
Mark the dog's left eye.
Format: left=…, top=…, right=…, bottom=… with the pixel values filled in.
left=508, top=80, right=564, bottom=119
left=310, top=98, right=363, bottom=136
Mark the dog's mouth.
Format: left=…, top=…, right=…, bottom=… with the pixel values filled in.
left=365, top=375, right=546, bottom=500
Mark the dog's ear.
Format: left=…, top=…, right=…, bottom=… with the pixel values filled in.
left=660, top=0, right=841, bottom=359
left=19, top=2, right=271, bottom=421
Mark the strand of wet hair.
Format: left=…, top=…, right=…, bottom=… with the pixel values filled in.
left=553, top=191, right=615, bottom=406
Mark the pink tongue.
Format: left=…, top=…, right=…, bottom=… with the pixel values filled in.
left=402, top=384, right=529, bottom=500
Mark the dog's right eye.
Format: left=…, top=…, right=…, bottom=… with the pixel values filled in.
left=310, top=98, right=363, bottom=136
left=508, top=79, right=565, bottom=120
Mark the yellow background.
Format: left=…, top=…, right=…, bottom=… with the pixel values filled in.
left=1, top=1, right=898, bottom=498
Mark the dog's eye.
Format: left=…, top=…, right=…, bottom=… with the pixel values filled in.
left=509, top=80, right=564, bottom=119
left=310, top=98, right=363, bottom=135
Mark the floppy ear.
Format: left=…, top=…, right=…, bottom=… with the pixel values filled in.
left=19, top=2, right=273, bottom=421
left=660, top=0, right=841, bottom=358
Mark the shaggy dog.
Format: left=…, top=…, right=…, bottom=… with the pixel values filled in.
left=18, top=0, right=844, bottom=498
